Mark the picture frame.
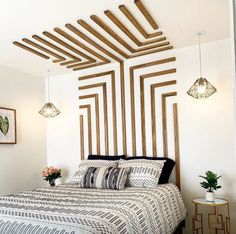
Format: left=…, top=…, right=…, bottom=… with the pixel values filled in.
left=0, top=107, right=17, bottom=144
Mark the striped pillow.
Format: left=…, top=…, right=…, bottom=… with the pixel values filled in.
left=118, top=159, right=165, bottom=188
left=80, top=167, right=130, bottom=190
left=70, top=160, right=118, bottom=184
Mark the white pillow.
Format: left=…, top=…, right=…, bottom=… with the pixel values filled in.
left=70, top=160, right=118, bottom=184
left=118, top=159, right=165, bottom=188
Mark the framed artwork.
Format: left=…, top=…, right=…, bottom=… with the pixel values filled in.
left=0, top=107, right=17, bottom=144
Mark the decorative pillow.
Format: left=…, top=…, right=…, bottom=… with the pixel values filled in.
left=70, top=160, right=118, bottom=184
left=118, top=159, right=165, bottom=188
left=80, top=167, right=130, bottom=190
left=125, top=157, right=175, bottom=184
left=88, top=155, right=126, bottom=160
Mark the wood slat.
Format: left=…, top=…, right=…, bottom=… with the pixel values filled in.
left=150, top=88, right=176, bottom=157
left=128, top=46, right=173, bottom=58
left=119, top=5, right=162, bottom=39
left=140, top=71, right=177, bottom=156
left=54, top=27, right=110, bottom=63
left=173, top=103, right=181, bottom=189
left=79, top=71, right=118, bottom=155
left=91, top=14, right=168, bottom=54
left=162, top=92, right=177, bottom=157
left=120, top=62, right=127, bottom=154
left=66, top=24, right=122, bottom=62
left=22, top=38, right=65, bottom=62
left=80, top=115, right=84, bottom=160
left=32, top=35, right=81, bottom=61
left=73, top=62, right=107, bottom=71
left=13, top=41, right=50, bottom=60
left=43, top=31, right=95, bottom=63
left=67, top=60, right=93, bottom=69
left=60, top=59, right=81, bottom=66
left=134, top=0, right=159, bottom=30
left=79, top=94, right=100, bottom=154
left=79, top=83, right=109, bottom=154
left=78, top=19, right=129, bottom=59
left=91, top=15, right=135, bottom=53
left=80, top=105, right=92, bottom=155
left=105, top=10, right=166, bottom=47
left=134, top=41, right=169, bottom=53
left=129, top=57, right=176, bottom=155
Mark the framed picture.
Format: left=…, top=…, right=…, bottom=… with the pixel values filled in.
left=0, top=107, right=17, bottom=144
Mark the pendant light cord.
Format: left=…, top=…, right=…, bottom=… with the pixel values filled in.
left=198, top=33, right=202, bottom=78
left=47, top=70, right=50, bottom=102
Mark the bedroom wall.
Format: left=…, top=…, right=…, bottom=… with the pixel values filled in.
left=47, top=38, right=236, bottom=233
left=0, top=65, right=47, bottom=195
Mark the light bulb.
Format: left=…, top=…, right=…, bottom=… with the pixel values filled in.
left=197, top=85, right=206, bottom=94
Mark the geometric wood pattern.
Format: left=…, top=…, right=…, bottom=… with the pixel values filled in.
left=12, top=0, right=181, bottom=189
left=129, top=57, right=176, bottom=155
left=79, top=105, right=92, bottom=155
left=79, top=71, right=118, bottom=154
left=79, top=94, right=100, bottom=154
left=13, top=0, right=173, bottom=71
left=78, top=56, right=179, bottom=187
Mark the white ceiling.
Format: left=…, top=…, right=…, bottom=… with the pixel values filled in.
left=0, top=0, right=230, bottom=77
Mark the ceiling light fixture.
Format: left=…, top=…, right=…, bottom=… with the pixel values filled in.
left=187, top=32, right=217, bottom=99
left=39, top=70, right=61, bottom=118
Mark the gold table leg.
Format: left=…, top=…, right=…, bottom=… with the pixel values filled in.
left=192, top=203, right=203, bottom=234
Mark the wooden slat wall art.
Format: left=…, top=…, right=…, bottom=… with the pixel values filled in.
left=129, top=57, right=176, bottom=155
left=79, top=71, right=118, bottom=155
left=80, top=115, right=84, bottom=160
left=79, top=94, right=100, bottom=154
left=79, top=82, right=109, bottom=155
left=13, top=0, right=173, bottom=70
left=79, top=105, right=92, bottom=155
left=13, top=0, right=181, bottom=187
left=78, top=55, right=178, bottom=177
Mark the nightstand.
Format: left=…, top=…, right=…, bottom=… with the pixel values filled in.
left=192, top=198, right=231, bottom=234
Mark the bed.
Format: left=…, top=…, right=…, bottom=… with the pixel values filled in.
left=0, top=183, right=186, bottom=234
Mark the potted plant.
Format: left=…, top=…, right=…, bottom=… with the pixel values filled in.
left=41, top=166, right=61, bottom=187
left=199, top=171, right=221, bottom=202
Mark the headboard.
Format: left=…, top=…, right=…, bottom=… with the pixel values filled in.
left=78, top=57, right=180, bottom=189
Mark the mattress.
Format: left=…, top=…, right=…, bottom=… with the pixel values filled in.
left=0, top=183, right=186, bottom=234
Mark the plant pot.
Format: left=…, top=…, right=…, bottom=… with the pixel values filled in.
left=205, top=192, right=215, bottom=202
left=49, top=179, right=55, bottom=187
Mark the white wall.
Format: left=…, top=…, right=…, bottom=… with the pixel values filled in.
left=0, top=65, right=47, bottom=195
left=47, top=39, right=236, bottom=233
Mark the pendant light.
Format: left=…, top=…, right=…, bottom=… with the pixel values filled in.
left=39, top=70, right=61, bottom=118
left=187, top=33, right=217, bottom=99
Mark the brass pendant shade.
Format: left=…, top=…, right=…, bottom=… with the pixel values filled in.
left=187, top=77, right=217, bottom=99
left=39, top=71, right=61, bottom=118
left=187, top=33, right=217, bottom=99
left=39, top=102, right=61, bottom=118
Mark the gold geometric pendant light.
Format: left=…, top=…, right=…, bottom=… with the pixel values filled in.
left=187, top=33, right=217, bottom=99
left=39, top=71, right=61, bottom=118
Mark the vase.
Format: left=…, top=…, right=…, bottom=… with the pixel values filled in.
left=49, top=179, right=55, bottom=187
left=206, top=192, right=215, bottom=202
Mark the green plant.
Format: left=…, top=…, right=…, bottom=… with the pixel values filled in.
left=199, top=171, right=221, bottom=192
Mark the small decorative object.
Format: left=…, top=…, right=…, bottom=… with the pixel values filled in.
left=39, top=70, right=61, bottom=118
left=41, top=166, right=61, bottom=187
left=187, top=32, right=217, bottom=99
left=0, top=107, right=16, bottom=144
left=199, top=171, right=222, bottom=202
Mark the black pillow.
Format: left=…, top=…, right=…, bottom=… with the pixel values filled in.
left=125, top=156, right=175, bottom=184
left=88, top=155, right=126, bottom=161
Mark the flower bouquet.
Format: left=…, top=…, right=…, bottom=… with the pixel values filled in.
left=41, top=166, right=61, bottom=187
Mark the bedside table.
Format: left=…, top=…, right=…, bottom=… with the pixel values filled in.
left=192, top=198, right=231, bottom=234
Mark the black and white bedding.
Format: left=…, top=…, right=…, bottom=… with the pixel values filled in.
left=0, top=183, right=186, bottom=234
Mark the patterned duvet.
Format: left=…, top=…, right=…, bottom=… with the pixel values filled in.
left=0, top=183, right=186, bottom=234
